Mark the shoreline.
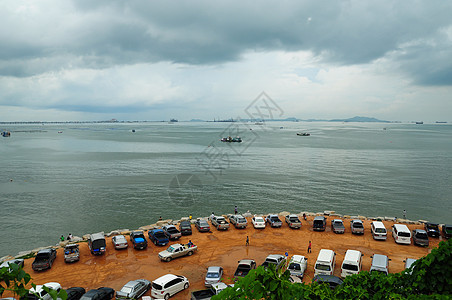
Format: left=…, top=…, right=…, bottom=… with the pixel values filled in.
left=0, top=210, right=435, bottom=261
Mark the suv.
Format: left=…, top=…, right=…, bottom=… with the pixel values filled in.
left=88, top=232, right=106, bottom=255
left=350, top=220, right=364, bottom=235
left=148, top=229, right=169, bottom=246
left=443, top=224, right=452, bottom=239
left=151, top=274, right=189, bottom=299
left=313, top=216, right=326, bottom=231
left=412, top=229, right=429, bottom=247
left=229, top=215, right=248, bottom=229
left=179, top=220, right=192, bottom=235
left=130, top=231, right=148, bottom=250
left=424, top=222, right=440, bottom=237
left=261, top=254, right=287, bottom=272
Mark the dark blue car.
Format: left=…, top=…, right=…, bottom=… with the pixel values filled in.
left=148, top=229, right=169, bottom=246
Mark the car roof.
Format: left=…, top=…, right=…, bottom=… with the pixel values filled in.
left=413, top=229, right=427, bottom=234
left=333, top=219, right=343, bottom=223
left=351, top=219, right=363, bottom=223
left=124, top=279, right=149, bottom=287
left=267, top=254, right=284, bottom=259
left=238, top=259, right=255, bottom=265
left=37, top=248, right=54, bottom=253
left=314, top=216, right=325, bottom=220
left=287, top=214, right=299, bottom=218
left=426, top=222, right=438, bottom=226
left=153, top=274, right=183, bottom=285
left=290, top=255, right=306, bottom=263
left=371, top=254, right=388, bottom=267
left=207, top=266, right=222, bottom=273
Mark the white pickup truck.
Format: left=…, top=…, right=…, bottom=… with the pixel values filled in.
left=158, top=243, right=198, bottom=262
left=211, top=216, right=230, bottom=230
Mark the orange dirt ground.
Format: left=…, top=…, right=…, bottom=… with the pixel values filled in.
left=12, top=217, right=441, bottom=299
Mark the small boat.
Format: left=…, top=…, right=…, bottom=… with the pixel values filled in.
left=1, top=131, right=11, bottom=137
left=220, top=136, right=242, bottom=143
left=415, top=121, right=423, bottom=124
left=131, top=129, right=136, bottom=132
left=297, top=132, right=310, bottom=136
left=254, top=122, right=264, bottom=125
left=58, top=131, right=63, bottom=133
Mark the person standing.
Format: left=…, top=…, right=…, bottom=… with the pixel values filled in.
left=403, top=209, right=407, bottom=219
left=307, top=241, right=311, bottom=253
left=60, top=235, right=64, bottom=242
left=246, top=236, right=249, bottom=246
left=234, top=205, right=238, bottom=214
left=189, top=214, right=192, bottom=220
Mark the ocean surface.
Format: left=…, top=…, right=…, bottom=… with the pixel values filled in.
left=1, top=121, right=451, bottom=257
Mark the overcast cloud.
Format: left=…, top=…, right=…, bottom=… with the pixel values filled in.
left=0, top=0, right=451, bottom=121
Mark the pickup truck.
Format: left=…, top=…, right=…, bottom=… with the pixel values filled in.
left=190, top=282, right=231, bottom=300
left=261, top=254, right=287, bottom=272
left=64, top=244, right=80, bottom=263
left=234, top=259, right=256, bottom=279
left=229, top=215, right=248, bottom=229
left=266, top=215, right=282, bottom=228
left=331, top=219, right=345, bottom=234
left=158, top=243, right=197, bottom=262
left=32, top=248, right=57, bottom=271
left=211, top=216, right=230, bottom=230
left=162, top=225, right=182, bottom=240
left=148, top=229, right=169, bottom=246
left=285, top=215, right=302, bottom=229
left=350, top=220, right=364, bottom=235
left=130, top=231, right=148, bottom=250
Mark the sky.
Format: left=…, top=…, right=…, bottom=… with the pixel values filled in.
left=0, top=0, right=451, bottom=122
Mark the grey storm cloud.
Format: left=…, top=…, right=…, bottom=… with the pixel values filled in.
left=1, top=0, right=452, bottom=86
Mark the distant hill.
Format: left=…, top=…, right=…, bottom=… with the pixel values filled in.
left=328, top=116, right=390, bottom=123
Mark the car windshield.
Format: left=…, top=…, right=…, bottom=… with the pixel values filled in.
left=199, top=221, right=208, bottom=226
left=375, top=228, right=386, bottom=233
left=290, top=217, right=299, bottom=222
left=167, top=246, right=176, bottom=253
left=238, top=218, right=246, bottom=222
left=120, top=287, right=132, bottom=294
left=315, top=263, right=330, bottom=271
left=167, top=227, right=177, bottom=233
left=255, top=218, right=264, bottom=222
left=288, top=263, right=301, bottom=270
left=151, top=282, right=162, bottom=290
left=313, top=220, right=324, bottom=225
left=206, top=272, right=219, bottom=278
left=427, top=224, right=439, bottom=230
left=155, top=232, right=166, bottom=238
left=353, top=222, right=363, bottom=228
left=416, top=232, right=428, bottom=239
left=399, top=232, right=411, bottom=237
left=342, top=263, right=359, bottom=271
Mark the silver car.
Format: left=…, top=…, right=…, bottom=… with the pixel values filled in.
left=205, top=266, right=223, bottom=287
left=112, top=235, right=129, bottom=250
left=116, top=279, right=151, bottom=299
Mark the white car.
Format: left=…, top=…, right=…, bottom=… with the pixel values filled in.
left=252, top=216, right=266, bottom=229
left=151, top=274, right=189, bottom=299
left=112, top=235, right=129, bottom=249
left=28, top=282, right=62, bottom=300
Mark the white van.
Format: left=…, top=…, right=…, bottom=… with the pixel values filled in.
left=371, top=221, right=387, bottom=240
left=314, top=249, right=336, bottom=276
left=392, top=224, right=411, bottom=244
left=151, top=274, right=189, bottom=299
left=341, top=250, right=363, bottom=277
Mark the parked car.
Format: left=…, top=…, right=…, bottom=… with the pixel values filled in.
left=287, top=255, right=308, bottom=279
left=64, top=244, right=80, bottom=263
left=151, top=274, right=189, bottom=299
left=285, top=215, right=302, bottom=229
left=0, top=258, right=24, bottom=269
left=443, top=224, right=452, bottom=239
left=112, top=235, right=128, bottom=250
left=179, top=220, right=192, bottom=236
left=158, top=243, right=198, bottom=262
left=404, top=258, right=417, bottom=270
left=195, top=219, right=211, bottom=232
left=261, top=254, right=287, bottom=272
left=116, top=279, right=151, bottom=299
left=412, top=229, right=429, bottom=247
left=266, top=215, right=283, bottom=228
left=211, top=216, right=230, bottom=230
left=350, top=219, right=364, bottom=235
left=32, top=248, right=57, bottom=271
left=331, top=219, right=345, bottom=234
left=251, top=216, right=266, bottom=229
left=149, top=229, right=170, bottom=246
left=313, top=216, right=326, bottom=231
left=130, top=231, right=148, bottom=250
left=229, top=215, right=248, bottom=229
left=190, top=282, right=231, bottom=300
left=80, top=288, right=114, bottom=300
left=424, top=222, right=440, bottom=237
left=163, top=225, right=182, bottom=240
left=25, top=282, right=62, bottom=300
left=234, top=259, right=256, bottom=279
left=88, top=232, right=106, bottom=255
left=370, top=254, right=390, bottom=275
left=312, top=275, right=343, bottom=290
left=65, top=287, right=86, bottom=300
left=204, top=266, right=223, bottom=287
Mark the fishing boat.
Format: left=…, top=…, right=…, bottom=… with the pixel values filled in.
left=220, top=136, right=242, bottom=143
left=415, top=121, right=423, bottom=124
left=296, top=132, right=310, bottom=136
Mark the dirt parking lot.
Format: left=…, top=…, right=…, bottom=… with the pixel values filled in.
left=15, top=216, right=441, bottom=299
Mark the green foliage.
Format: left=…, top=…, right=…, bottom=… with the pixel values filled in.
left=214, top=239, right=452, bottom=299
left=16, top=252, right=36, bottom=260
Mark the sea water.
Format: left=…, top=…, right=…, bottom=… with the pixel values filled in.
left=1, top=122, right=451, bottom=257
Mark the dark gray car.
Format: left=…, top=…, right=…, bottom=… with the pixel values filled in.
left=412, top=229, right=429, bottom=247
left=116, top=279, right=151, bottom=299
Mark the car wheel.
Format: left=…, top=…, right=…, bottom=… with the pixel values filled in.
left=187, top=251, right=193, bottom=256
left=184, top=282, right=189, bottom=289
left=164, top=293, right=170, bottom=300
left=166, top=257, right=172, bottom=262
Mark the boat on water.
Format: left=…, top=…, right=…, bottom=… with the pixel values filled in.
left=254, top=122, right=264, bottom=125
left=296, top=132, right=310, bottom=136
left=168, top=118, right=178, bottom=124
left=415, top=121, right=424, bottom=124
left=1, top=131, right=11, bottom=137
left=220, top=136, right=242, bottom=143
